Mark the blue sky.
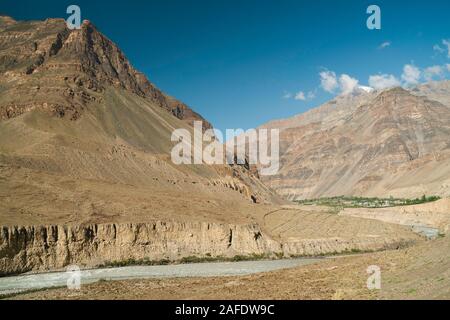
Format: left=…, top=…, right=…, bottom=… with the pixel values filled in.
left=1, top=0, right=450, bottom=133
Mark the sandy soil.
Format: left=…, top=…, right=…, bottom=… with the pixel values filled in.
left=262, top=207, right=419, bottom=241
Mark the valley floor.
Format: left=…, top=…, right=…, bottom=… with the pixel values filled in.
left=3, top=199, right=449, bottom=299
left=8, top=234, right=450, bottom=300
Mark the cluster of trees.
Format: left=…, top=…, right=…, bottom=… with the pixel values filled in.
left=296, top=195, right=441, bottom=208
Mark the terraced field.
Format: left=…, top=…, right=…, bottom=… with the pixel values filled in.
left=262, top=207, right=420, bottom=243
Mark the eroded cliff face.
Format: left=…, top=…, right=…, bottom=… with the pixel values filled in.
left=0, top=222, right=280, bottom=276
left=0, top=221, right=418, bottom=276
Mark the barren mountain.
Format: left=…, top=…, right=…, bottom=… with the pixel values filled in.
left=0, top=15, right=281, bottom=229
left=261, top=83, right=450, bottom=200
left=0, top=16, right=210, bottom=127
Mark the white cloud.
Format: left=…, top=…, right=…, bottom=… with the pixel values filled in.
left=319, top=71, right=360, bottom=95
left=320, top=71, right=338, bottom=93
left=378, top=41, right=391, bottom=49
left=293, top=90, right=315, bottom=101
left=447, top=64, right=450, bottom=72
left=433, top=44, right=445, bottom=54
left=443, top=39, right=450, bottom=58
left=401, top=64, right=421, bottom=86
left=307, top=91, right=316, bottom=99
left=282, top=91, right=292, bottom=99
left=424, top=65, right=444, bottom=81
left=294, top=91, right=306, bottom=101
left=358, top=85, right=374, bottom=93
left=369, top=74, right=401, bottom=90
left=339, top=74, right=359, bottom=95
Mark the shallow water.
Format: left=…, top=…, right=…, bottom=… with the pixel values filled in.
left=0, top=258, right=323, bottom=296
left=411, top=225, right=440, bottom=239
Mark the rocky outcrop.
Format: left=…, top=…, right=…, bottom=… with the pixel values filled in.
left=0, top=222, right=280, bottom=276
left=0, top=221, right=419, bottom=276
left=0, top=17, right=211, bottom=129
left=209, top=177, right=255, bottom=202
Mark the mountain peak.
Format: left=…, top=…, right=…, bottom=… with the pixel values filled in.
left=357, top=85, right=375, bottom=93
left=82, top=19, right=92, bottom=26
left=260, top=79, right=450, bottom=200
left=381, top=86, right=409, bottom=95
left=0, top=17, right=211, bottom=129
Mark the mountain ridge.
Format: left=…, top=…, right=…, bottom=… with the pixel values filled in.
left=260, top=83, right=450, bottom=200
left=0, top=16, right=211, bottom=130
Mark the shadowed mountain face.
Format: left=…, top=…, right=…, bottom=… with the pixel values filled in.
left=261, top=84, right=450, bottom=200
left=0, top=16, right=280, bottom=227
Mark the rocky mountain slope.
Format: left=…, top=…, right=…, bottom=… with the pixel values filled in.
left=0, top=15, right=286, bottom=228
left=0, top=16, right=210, bottom=127
left=0, top=17, right=292, bottom=225
left=0, top=16, right=290, bottom=274
left=261, top=83, right=450, bottom=200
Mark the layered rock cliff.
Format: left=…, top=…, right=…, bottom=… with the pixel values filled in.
left=0, top=222, right=278, bottom=276
left=0, top=16, right=211, bottom=129
left=0, top=221, right=418, bottom=276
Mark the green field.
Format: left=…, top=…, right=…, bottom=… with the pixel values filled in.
left=296, top=195, right=441, bottom=209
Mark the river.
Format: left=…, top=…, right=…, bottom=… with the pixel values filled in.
left=0, top=258, right=324, bottom=296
